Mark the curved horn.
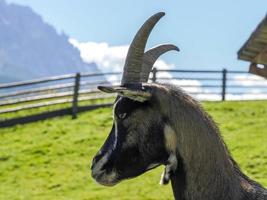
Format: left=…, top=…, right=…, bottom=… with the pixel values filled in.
left=140, top=44, right=179, bottom=83
left=121, top=12, right=165, bottom=85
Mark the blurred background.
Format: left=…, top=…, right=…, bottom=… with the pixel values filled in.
left=0, top=0, right=266, bottom=199
left=0, top=0, right=266, bottom=77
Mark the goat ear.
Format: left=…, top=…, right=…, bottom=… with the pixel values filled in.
left=98, top=85, right=151, bottom=102
left=97, top=86, right=119, bottom=93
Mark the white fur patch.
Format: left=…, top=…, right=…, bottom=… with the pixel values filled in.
left=160, top=125, right=178, bottom=185
left=164, top=125, right=177, bottom=153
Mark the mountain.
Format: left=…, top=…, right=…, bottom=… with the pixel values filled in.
left=0, top=0, right=101, bottom=83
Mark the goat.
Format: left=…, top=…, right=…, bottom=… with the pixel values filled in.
left=91, top=12, right=267, bottom=200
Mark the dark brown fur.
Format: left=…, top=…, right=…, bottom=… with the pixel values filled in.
left=150, top=83, right=267, bottom=200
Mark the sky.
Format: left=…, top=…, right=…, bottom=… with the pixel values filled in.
left=6, top=0, right=267, bottom=72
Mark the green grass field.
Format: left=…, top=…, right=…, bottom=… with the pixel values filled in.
left=0, top=100, right=267, bottom=200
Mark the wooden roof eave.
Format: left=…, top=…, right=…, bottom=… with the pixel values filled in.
left=238, top=14, right=267, bottom=78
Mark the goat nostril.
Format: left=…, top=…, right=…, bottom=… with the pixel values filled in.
left=91, top=152, right=104, bottom=169
left=91, top=157, right=96, bottom=170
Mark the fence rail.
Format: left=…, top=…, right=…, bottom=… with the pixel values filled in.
left=151, top=68, right=267, bottom=101
left=1, top=68, right=267, bottom=127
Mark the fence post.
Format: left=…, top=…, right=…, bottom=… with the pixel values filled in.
left=221, top=69, right=227, bottom=101
left=152, top=68, right=157, bottom=83
left=72, top=73, right=80, bottom=119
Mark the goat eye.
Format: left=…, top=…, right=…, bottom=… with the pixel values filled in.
left=118, top=113, right=127, bottom=119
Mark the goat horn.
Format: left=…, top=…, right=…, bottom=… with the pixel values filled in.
left=121, top=12, right=165, bottom=85
left=140, top=44, right=179, bottom=83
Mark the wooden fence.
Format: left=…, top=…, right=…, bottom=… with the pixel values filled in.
left=1, top=69, right=267, bottom=127
left=0, top=72, right=119, bottom=127
left=152, top=68, right=267, bottom=101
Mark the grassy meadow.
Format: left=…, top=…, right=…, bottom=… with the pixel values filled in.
left=0, top=100, right=267, bottom=200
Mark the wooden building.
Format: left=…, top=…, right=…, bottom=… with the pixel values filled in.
left=238, top=14, right=267, bottom=78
